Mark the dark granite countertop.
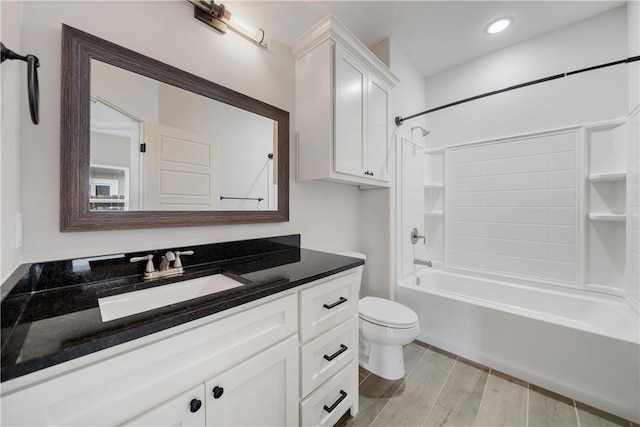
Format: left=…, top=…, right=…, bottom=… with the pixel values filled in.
left=0, top=235, right=363, bottom=382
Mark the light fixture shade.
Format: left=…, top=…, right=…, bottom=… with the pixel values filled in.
left=486, top=18, right=512, bottom=34
left=190, top=0, right=268, bottom=48
left=225, top=15, right=269, bottom=48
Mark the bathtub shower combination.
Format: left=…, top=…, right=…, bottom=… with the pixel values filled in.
left=398, top=118, right=640, bottom=422
left=396, top=269, right=639, bottom=421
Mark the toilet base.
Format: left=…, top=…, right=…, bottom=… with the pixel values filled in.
left=359, top=342, right=406, bottom=380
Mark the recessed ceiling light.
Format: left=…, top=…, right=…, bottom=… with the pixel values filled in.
left=486, top=18, right=513, bottom=34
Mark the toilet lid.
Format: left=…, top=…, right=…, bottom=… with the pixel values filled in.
left=359, top=297, right=419, bottom=329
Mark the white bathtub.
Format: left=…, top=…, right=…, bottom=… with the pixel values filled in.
left=396, top=269, right=640, bottom=423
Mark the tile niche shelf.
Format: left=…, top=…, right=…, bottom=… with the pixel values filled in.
left=587, top=213, right=626, bottom=222
left=584, top=120, right=628, bottom=295
left=424, top=149, right=445, bottom=214
left=587, top=171, right=626, bottom=182
left=424, top=148, right=445, bottom=264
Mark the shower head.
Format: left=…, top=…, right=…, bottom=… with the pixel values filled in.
left=411, top=126, right=430, bottom=137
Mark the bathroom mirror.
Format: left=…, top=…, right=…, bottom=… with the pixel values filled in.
left=60, top=25, right=289, bottom=231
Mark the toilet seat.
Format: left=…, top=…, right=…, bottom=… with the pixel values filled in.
left=359, top=296, right=419, bottom=329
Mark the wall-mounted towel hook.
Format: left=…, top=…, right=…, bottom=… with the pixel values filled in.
left=1, top=42, right=40, bottom=125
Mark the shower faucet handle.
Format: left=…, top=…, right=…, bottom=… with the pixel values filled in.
left=410, top=228, right=426, bottom=245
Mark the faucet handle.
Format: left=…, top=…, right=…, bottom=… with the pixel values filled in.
left=130, top=254, right=155, bottom=273
left=410, top=228, right=426, bottom=245
left=174, top=250, right=194, bottom=268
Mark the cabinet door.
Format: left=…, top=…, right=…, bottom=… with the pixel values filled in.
left=121, top=384, right=205, bottom=427
left=334, top=44, right=367, bottom=178
left=205, top=336, right=298, bottom=426
left=366, top=73, right=391, bottom=182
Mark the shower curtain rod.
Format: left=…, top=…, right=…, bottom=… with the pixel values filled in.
left=395, top=55, right=640, bottom=126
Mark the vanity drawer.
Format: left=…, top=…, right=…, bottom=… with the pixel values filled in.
left=300, top=359, right=358, bottom=427
left=299, top=269, right=360, bottom=343
left=301, top=316, right=358, bottom=397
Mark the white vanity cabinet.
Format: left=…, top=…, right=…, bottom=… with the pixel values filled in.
left=1, top=266, right=362, bottom=427
left=123, top=336, right=299, bottom=427
left=298, top=267, right=362, bottom=426
left=1, top=294, right=299, bottom=427
left=293, top=15, right=398, bottom=188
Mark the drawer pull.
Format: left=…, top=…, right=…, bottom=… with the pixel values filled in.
left=323, top=390, right=348, bottom=413
left=189, top=399, right=202, bottom=413
left=324, top=344, right=348, bottom=361
left=323, top=297, right=347, bottom=310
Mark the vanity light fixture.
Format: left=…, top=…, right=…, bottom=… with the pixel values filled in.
left=486, top=17, right=513, bottom=35
left=189, top=0, right=268, bottom=48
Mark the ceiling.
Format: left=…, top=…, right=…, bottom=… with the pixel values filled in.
left=227, top=0, right=627, bottom=77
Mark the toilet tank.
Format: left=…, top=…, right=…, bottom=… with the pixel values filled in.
left=337, top=251, right=364, bottom=295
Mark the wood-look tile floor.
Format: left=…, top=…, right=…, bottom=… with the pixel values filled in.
left=336, top=341, right=639, bottom=427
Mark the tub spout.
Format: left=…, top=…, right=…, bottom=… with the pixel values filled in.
left=414, top=258, right=432, bottom=268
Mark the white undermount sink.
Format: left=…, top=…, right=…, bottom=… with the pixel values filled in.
left=98, top=274, right=244, bottom=322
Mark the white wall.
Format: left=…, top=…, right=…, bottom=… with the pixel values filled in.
left=91, top=60, right=159, bottom=123
left=418, top=6, right=632, bottom=298
left=364, top=38, right=427, bottom=299
left=385, top=39, right=429, bottom=295
left=628, top=0, right=639, bottom=112
left=90, top=132, right=130, bottom=168
left=1, top=2, right=23, bottom=282
left=628, top=0, right=640, bottom=309
left=15, top=1, right=361, bottom=264
left=424, top=6, right=628, bottom=147
left=158, top=84, right=275, bottom=211
left=357, top=39, right=392, bottom=299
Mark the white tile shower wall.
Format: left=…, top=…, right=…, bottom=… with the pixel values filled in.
left=401, top=138, right=425, bottom=277
left=447, top=130, right=579, bottom=285
left=629, top=109, right=640, bottom=308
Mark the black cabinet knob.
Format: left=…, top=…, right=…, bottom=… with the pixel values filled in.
left=189, top=399, right=202, bottom=413
left=212, top=386, right=224, bottom=399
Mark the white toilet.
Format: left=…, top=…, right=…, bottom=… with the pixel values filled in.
left=339, top=252, right=420, bottom=380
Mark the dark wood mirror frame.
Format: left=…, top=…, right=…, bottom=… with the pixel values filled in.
left=60, top=25, right=289, bottom=232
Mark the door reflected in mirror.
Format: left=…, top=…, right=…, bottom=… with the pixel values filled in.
left=89, top=60, right=278, bottom=212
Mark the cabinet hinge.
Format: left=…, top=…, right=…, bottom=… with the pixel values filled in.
left=140, top=143, right=146, bottom=153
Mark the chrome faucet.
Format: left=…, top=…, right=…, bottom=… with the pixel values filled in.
left=414, top=258, right=432, bottom=268
left=159, top=251, right=176, bottom=271
left=131, top=250, right=194, bottom=280
left=410, top=228, right=425, bottom=245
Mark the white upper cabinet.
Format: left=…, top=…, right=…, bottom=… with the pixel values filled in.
left=293, top=15, right=399, bottom=187
left=334, top=44, right=367, bottom=178
left=366, top=73, right=392, bottom=181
